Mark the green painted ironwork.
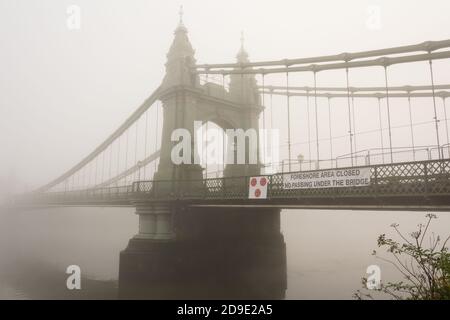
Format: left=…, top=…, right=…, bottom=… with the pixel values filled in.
left=21, top=159, right=450, bottom=206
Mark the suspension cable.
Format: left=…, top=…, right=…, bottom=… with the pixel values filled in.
left=327, top=96, right=333, bottom=166
left=306, top=89, right=312, bottom=169
left=270, top=87, right=274, bottom=171
left=383, top=65, right=394, bottom=163
left=154, top=102, right=159, bottom=173
left=442, top=97, right=450, bottom=156
left=134, top=119, right=139, bottom=181
left=101, top=150, right=105, bottom=185
left=284, top=118, right=439, bottom=148
left=270, top=88, right=274, bottom=130
left=313, top=70, right=320, bottom=168
left=86, top=160, right=91, bottom=188
left=262, top=73, right=266, bottom=166
left=222, top=124, right=226, bottom=175
left=90, top=158, right=95, bottom=189
left=345, top=67, right=354, bottom=166
left=94, top=155, right=100, bottom=185
left=125, top=129, right=129, bottom=184
left=429, top=59, right=442, bottom=159
left=407, top=91, right=416, bottom=161
left=81, top=166, right=85, bottom=190
left=109, top=142, right=113, bottom=182
left=116, top=135, right=121, bottom=186
left=377, top=98, right=385, bottom=164
left=143, top=110, right=149, bottom=180
left=351, top=95, right=357, bottom=155
left=205, top=121, right=209, bottom=178
left=286, top=70, right=292, bottom=171
left=195, top=40, right=450, bottom=71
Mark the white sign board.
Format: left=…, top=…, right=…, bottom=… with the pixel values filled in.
left=283, top=167, right=371, bottom=190
left=249, top=176, right=269, bottom=199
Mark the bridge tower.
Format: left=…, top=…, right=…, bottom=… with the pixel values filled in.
left=119, top=17, right=286, bottom=299
left=154, top=19, right=262, bottom=184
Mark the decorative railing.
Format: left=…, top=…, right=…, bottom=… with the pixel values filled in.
left=18, top=158, right=450, bottom=206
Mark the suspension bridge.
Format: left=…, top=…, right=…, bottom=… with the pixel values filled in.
left=14, top=18, right=450, bottom=214
left=9, top=13, right=450, bottom=299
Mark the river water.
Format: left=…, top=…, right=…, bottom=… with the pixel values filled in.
left=0, top=207, right=449, bottom=299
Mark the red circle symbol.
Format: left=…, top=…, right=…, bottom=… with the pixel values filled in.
left=254, top=189, right=261, bottom=197
left=260, top=177, right=267, bottom=186
left=251, top=178, right=257, bottom=187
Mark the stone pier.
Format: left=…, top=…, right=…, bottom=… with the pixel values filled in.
left=118, top=205, right=286, bottom=299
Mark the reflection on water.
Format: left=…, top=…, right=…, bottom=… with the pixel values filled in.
left=0, top=207, right=449, bottom=299
left=119, top=234, right=286, bottom=299
left=0, top=285, right=28, bottom=300
left=0, top=260, right=117, bottom=299
left=0, top=207, right=130, bottom=299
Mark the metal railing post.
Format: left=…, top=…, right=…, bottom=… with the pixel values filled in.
left=374, top=165, right=378, bottom=197
left=244, top=176, right=248, bottom=199
left=424, top=162, right=429, bottom=196
left=268, top=175, right=273, bottom=199
left=222, top=176, right=227, bottom=198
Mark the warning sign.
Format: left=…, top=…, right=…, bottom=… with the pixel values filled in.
left=249, top=176, right=269, bottom=199
left=283, top=167, right=371, bottom=190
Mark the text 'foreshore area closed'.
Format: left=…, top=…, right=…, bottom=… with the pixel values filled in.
left=282, top=167, right=371, bottom=189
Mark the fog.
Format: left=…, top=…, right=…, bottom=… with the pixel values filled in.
left=1, top=0, right=450, bottom=299
left=1, top=207, right=450, bottom=299
left=1, top=0, right=450, bottom=192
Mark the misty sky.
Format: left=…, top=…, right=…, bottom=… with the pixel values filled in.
left=1, top=0, right=450, bottom=193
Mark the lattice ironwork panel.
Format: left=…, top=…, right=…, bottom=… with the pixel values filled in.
left=376, top=162, right=425, bottom=179
left=427, top=161, right=450, bottom=175
left=33, top=159, right=450, bottom=204
left=135, top=182, right=153, bottom=193
left=427, top=176, right=450, bottom=194
left=205, top=179, right=224, bottom=199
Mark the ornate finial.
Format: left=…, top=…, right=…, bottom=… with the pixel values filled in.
left=179, top=5, right=184, bottom=25
left=174, top=5, right=187, bottom=33
left=236, top=30, right=249, bottom=63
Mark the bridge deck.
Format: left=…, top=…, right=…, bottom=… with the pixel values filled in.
left=15, top=159, right=450, bottom=211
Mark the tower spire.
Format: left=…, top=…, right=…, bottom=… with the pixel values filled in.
left=162, top=7, right=198, bottom=88
left=179, top=5, right=184, bottom=26
left=236, top=30, right=249, bottom=63
left=175, top=5, right=187, bottom=33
